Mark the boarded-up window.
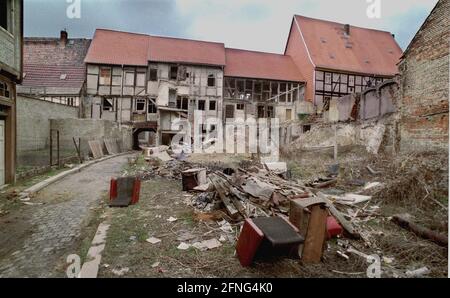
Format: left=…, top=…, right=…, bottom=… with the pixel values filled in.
left=136, top=73, right=146, bottom=87
left=125, top=71, right=135, bottom=86
left=99, top=68, right=111, bottom=85
left=286, top=109, right=292, bottom=120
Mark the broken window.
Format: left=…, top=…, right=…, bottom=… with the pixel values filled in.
left=177, top=96, right=189, bottom=110
left=170, top=66, right=178, bottom=80
left=257, top=106, right=265, bottom=118
left=135, top=98, right=146, bottom=112
left=254, top=81, right=262, bottom=94
left=99, top=68, right=112, bottom=85
left=148, top=99, right=157, bottom=113
left=198, top=100, right=206, bottom=111
left=267, top=106, right=274, bottom=118
left=125, top=71, right=135, bottom=86
left=209, top=100, right=216, bottom=111
left=102, top=98, right=114, bottom=111
left=279, top=83, right=287, bottom=102
left=169, top=89, right=177, bottom=107
left=207, top=74, right=216, bottom=87
left=271, top=82, right=278, bottom=98
left=136, top=73, right=146, bottom=87
left=224, top=78, right=236, bottom=98
left=149, top=68, right=158, bottom=81
left=236, top=103, right=244, bottom=110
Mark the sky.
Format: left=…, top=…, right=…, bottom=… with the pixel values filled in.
left=24, top=0, right=439, bottom=53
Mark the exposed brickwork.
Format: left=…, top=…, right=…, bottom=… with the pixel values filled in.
left=398, top=0, right=449, bottom=152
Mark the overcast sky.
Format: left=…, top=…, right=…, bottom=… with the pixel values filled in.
left=24, top=0, right=438, bottom=53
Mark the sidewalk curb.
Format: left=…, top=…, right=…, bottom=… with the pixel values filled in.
left=19, top=151, right=135, bottom=199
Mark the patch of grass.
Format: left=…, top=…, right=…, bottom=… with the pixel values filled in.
left=178, top=210, right=196, bottom=227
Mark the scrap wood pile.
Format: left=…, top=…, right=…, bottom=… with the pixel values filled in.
left=187, top=164, right=362, bottom=239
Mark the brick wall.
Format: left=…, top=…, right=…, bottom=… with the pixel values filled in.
left=398, top=0, right=449, bottom=152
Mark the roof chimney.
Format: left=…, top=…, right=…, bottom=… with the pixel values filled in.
left=60, top=30, right=68, bottom=46
left=344, top=24, right=350, bottom=36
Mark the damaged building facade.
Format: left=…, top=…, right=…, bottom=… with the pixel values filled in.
left=284, top=15, right=402, bottom=114
left=0, top=0, right=22, bottom=186
left=83, top=30, right=304, bottom=148
left=84, top=30, right=226, bottom=148
left=223, top=48, right=304, bottom=122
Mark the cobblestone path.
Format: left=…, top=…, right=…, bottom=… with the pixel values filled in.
left=0, top=154, right=131, bottom=277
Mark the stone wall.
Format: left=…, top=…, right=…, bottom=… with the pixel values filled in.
left=398, top=0, right=449, bottom=152
left=16, top=95, right=79, bottom=152
left=50, top=118, right=132, bottom=158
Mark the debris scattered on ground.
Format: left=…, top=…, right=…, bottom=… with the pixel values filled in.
left=146, top=237, right=162, bottom=244
left=406, top=267, right=430, bottom=278
left=167, top=216, right=178, bottom=222
left=119, top=146, right=448, bottom=277
left=111, top=267, right=130, bottom=276
left=177, top=242, right=191, bottom=250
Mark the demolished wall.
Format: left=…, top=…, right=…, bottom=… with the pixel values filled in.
left=50, top=119, right=132, bottom=159
left=289, top=115, right=396, bottom=155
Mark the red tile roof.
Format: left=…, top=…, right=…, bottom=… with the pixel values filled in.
left=20, top=37, right=90, bottom=92
left=85, top=29, right=226, bottom=67
left=292, top=15, right=402, bottom=76
left=148, top=35, right=226, bottom=66
left=224, top=48, right=304, bottom=82
left=84, top=29, right=150, bottom=66
left=22, top=64, right=86, bottom=89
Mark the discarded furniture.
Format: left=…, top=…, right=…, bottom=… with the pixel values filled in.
left=289, top=197, right=328, bottom=263
left=236, top=217, right=304, bottom=267
left=181, top=168, right=207, bottom=191
left=109, top=176, right=141, bottom=207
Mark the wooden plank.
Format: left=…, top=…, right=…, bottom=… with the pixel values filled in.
left=88, top=140, right=104, bottom=159
left=301, top=205, right=328, bottom=263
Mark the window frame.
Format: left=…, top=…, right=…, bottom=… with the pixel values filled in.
left=99, top=67, right=112, bottom=86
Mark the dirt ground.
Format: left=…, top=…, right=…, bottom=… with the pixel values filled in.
left=97, top=147, right=448, bottom=278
